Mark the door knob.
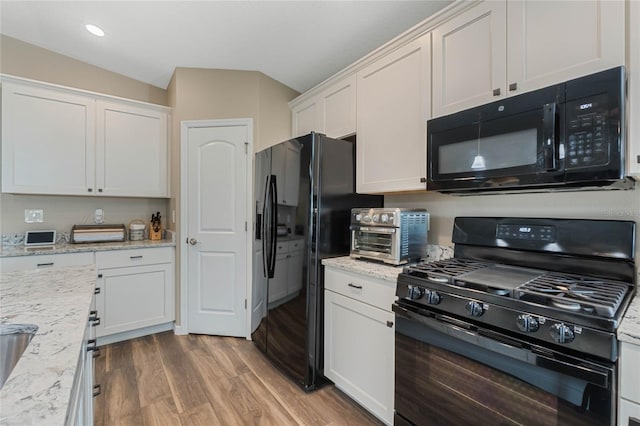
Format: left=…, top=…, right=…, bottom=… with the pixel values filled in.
left=188, top=238, right=198, bottom=245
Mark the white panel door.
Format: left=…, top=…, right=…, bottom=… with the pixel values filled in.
left=186, top=124, right=248, bottom=336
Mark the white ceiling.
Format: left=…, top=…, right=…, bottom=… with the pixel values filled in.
left=0, top=1, right=452, bottom=93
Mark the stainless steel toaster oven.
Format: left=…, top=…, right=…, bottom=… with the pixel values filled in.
left=350, top=208, right=428, bottom=265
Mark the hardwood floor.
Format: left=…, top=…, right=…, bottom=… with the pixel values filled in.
left=94, top=332, right=383, bottom=426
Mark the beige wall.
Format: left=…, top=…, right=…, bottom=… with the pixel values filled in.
left=168, top=67, right=298, bottom=324
left=386, top=187, right=640, bottom=250
left=0, top=36, right=173, bottom=236
left=0, top=35, right=168, bottom=105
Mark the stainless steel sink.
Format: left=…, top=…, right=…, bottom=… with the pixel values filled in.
left=0, top=324, right=38, bottom=389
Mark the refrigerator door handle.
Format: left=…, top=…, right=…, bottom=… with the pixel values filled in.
left=262, top=175, right=271, bottom=278
left=268, top=176, right=278, bottom=278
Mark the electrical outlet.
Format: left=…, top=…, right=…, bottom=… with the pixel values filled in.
left=25, top=209, right=44, bottom=223
left=172, top=209, right=176, bottom=224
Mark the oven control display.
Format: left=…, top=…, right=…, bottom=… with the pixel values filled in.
left=496, top=224, right=555, bottom=241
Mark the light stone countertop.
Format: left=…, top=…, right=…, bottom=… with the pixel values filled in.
left=0, top=238, right=175, bottom=258
left=322, top=256, right=407, bottom=282
left=619, top=291, right=640, bottom=345
left=0, top=265, right=97, bottom=425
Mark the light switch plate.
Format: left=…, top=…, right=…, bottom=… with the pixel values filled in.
left=25, top=209, right=44, bottom=223
left=95, top=208, right=104, bottom=224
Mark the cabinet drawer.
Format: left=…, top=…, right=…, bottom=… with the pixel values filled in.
left=324, top=267, right=396, bottom=312
left=289, top=239, right=304, bottom=252
left=0, top=252, right=94, bottom=272
left=95, top=247, right=173, bottom=269
left=275, top=241, right=290, bottom=254
left=619, top=398, right=640, bottom=426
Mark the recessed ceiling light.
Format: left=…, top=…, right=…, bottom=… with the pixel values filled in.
left=85, top=24, right=105, bottom=37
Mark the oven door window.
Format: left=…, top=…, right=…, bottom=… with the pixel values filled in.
left=395, top=315, right=612, bottom=426
left=353, top=229, right=393, bottom=254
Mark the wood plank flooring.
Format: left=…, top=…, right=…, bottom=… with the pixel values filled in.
left=94, top=332, right=383, bottom=426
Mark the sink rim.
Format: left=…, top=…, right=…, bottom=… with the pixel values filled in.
left=0, top=323, right=39, bottom=390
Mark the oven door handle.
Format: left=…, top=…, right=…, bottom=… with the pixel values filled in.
left=393, top=303, right=611, bottom=388
left=350, top=226, right=396, bottom=233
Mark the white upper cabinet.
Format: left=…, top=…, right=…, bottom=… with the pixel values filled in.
left=356, top=33, right=431, bottom=193
left=432, top=0, right=625, bottom=117
left=291, top=73, right=357, bottom=139
left=1, top=82, right=96, bottom=195
left=291, top=96, right=321, bottom=138
left=271, top=140, right=301, bottom=206
left=1, top=78, right=170, bottom=197
left=96, top=101, right=169, bottom=197
left=432, top=1, right=507, bottom=118
left=627, top=0, right=640, bottom=177
left=322, top=74, right=357, bottom=139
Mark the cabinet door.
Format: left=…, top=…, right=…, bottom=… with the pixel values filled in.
left=628, top=0, right=640, bottom=176
left=95, top=262, right=174, bottom=337
left=621, top=342, right=640, bottom=404
left=356, top=34, right=431, bottom=193
left=324, top=290, right=394, bottom=425
left=1, top=83, right=96, bottom=195
left=286, top=250, right=303, bottom=295
left=432, top=1, right=507, bottom=117
left=96, top=101, right=169, bottom=197
left=267, top=253, right=289, bottom=303
left=619, top=399, right=640, bottom=426
left=292, top=96, right=322, bottom=138
left=507, top=1, right=624, bottom=96
left=323, top=74, right=357, bottom=139
left=271, top=141, right=301, bottom=206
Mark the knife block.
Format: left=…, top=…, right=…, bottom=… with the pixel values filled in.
left=149, top=222, right=162, bottom=240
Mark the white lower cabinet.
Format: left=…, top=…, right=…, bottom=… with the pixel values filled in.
left=324, top=267, right=395, bottom=425
left=95, top=247, right=174, bottom=342
left=619, top=342, right=640, bottom=425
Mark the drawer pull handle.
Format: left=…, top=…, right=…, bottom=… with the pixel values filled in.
left=387, top=321, right=394, bottom=328
left=130, top=255, right=143, bottom=259
left=94, top=287, right=101, bottom=295
left=87, top=339, right=99, bottom=352
left=347, top=283, right=363, bottom=290
left=93, top=384, right=102, bottom=397
left=98, top=274, right=103, bottom=278
left=36, top=262, right=54, bottom=267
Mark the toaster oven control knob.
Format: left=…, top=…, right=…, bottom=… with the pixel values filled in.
left=550, top=323, right=575, bottom=344
left=407, top=285, right=424, bottom=300
left=363, top=214, right=371, bottom=223
left=516, top=314, right=539, bottom=332
left=425, top=290, right=441, bottom=305
left=372, top=214, right=380, bottom=223
left=381, top=214, right=389, bottom=223
left=465, top=301, right=484, bottom=317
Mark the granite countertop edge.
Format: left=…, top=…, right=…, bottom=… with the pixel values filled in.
left=0, top=239, right=176, bottom=258
left=0, top=265, right=97, bottom=425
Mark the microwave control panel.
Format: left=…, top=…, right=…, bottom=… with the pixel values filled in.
left=565, top=94, right=609, bottom=169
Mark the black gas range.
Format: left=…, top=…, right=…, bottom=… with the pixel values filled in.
left=393, top=217, right=635, bottom=426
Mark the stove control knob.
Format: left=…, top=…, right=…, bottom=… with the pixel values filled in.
left=465, top=301, right=484, bottom=317
left=407, top=285, right=424, bottom=300
left=550, top=323, right=575, bottom=344
left=516, top=314, right=539, bottom=333
left=425, top=290, right=441, bottom=305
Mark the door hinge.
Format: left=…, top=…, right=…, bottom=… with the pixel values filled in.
left=244, top=142, right=249, bottom=154
left=244, top=299, right=247, bottom=309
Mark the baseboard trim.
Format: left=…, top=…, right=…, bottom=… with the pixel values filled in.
left=96, top=322, right=175, bottom=346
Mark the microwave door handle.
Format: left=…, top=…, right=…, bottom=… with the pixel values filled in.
left=542, top=103, right=557, bottom=171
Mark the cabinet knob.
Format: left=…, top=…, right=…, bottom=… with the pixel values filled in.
left=636, top=155, right=640, bottom=164
left=509, top=82, right=518, bottom=92
left=493, top=88, right=501, bottom=96
left=420, top=177, right=427, bottom=183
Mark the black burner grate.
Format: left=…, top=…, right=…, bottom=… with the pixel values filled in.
left=406, top=258, right=489, bottom=283
left=516, top=272, right=630, bottom=318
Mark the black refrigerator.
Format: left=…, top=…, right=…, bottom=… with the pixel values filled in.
left=251, top=132, right=382, bottom=390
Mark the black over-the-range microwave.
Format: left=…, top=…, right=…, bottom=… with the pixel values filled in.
left=426, top=66, right=635, bottom=194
